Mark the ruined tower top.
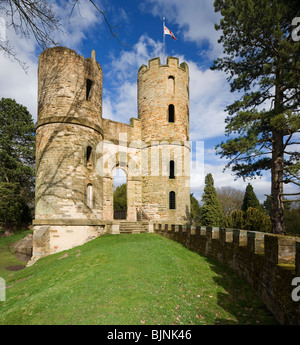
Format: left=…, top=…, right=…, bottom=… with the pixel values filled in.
left=37, top=46, right=103, bottom=132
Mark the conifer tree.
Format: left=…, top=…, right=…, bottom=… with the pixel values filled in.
left=212, top=0, right=300, bottom=234
left=244, top=207, right=271, bottom=233
left=225, top=210, right=245, bottom=229
left=241, top=183, right=261, bottom=212
left=201, top=174, right=223, bottom=226
left=190, top=193, right=202, bottom=225
left=0, top=98, right=35, bottom=233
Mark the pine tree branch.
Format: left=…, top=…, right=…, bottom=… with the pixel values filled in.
left=283, top=199, right=300, bottom=202
left=282, top=179, right=300, bottom=187
left=281, top=192, right=300, bottom=196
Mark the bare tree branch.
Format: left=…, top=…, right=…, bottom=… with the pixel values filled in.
left=0, top=0, right=129, bottom=71
left=87, top=0, right=129, bottom=48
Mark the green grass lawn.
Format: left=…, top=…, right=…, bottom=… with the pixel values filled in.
left=0, top=232, right=277, bottom=325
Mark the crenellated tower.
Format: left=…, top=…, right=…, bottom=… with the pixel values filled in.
left=138, top=57, right=190, bottom=224
left=138, top=57, right=189, bottom=142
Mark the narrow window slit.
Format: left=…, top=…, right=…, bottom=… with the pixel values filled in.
left=168, top=104, right=175, bottom=122
left=169, top=160, right=175, bottom=179
left=86, top=79, right=93, bottom=100
left=169, top=191, right=176, bottom=209
left=168, top=76, right=175, bottom=93
left=86, top=146, right=92, bottom=168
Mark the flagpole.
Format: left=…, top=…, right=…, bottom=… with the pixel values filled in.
left=163, top=17, right=165, bottom=64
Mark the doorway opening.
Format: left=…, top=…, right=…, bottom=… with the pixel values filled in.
left=113, top=168, right=127, bottom=220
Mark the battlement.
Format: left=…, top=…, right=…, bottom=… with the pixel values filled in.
left=155, top=224, right=300, bottom=325
left=138, top=56, right=188, bottom=75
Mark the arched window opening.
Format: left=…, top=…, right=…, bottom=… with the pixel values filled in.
left=169, top=160, right=175, bottom=179
left=169, top=191, right=176, bottom=209
left=168, top=76, right=175, bottom=94
left=86, top=79, right=93, bottom=100
left=168, top=104, right=175, bottom=123
left=86, top=146, right=92, bottom=168
left=87, top=184, right=93, bottom=208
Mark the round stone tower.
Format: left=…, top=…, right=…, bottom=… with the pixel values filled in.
left=137, top=57, right=190, bottom=224
left=138, top=57, right=189, bottom=142
left=33, top=47, right=104, bottom=261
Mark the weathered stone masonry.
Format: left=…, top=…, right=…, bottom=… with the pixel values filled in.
left=31, top=47, right=191, bottom=263
left=155, top=224, right=300, bottom=325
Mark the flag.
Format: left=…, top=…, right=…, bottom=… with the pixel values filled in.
left=164, top=25, right=177, bottom=40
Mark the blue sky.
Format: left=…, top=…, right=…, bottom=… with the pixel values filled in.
left=0, top=0, right=298, bottom=204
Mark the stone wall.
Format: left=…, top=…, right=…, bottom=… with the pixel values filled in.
left=35, top=123, right=103, bottom=221
left=141, top=142, right=190, bottom=224
left=154, top=224, right=300, bottom=325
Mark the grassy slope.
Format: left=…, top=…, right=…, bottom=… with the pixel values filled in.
left=0, top=233, right=277, bottom=325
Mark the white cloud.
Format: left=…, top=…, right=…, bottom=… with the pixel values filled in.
left=191, top=161, right=272, bottom=204
left=51, top=0, right=100, bottom=51
left=103, top=81, right=137, bottom=123
left=0, top=52, right=37, bottom=121
left=0, top=23, right=38, bottom=120
left=187, top=60, right=233, bottom=141
left=103, top=35, right=163, bottom=122
left=142, top=0, right=222, bottom=59
left=105, top=34, right=163, bottom=83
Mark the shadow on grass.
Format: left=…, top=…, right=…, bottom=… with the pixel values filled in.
left=202, top=255, right=278, bottom=325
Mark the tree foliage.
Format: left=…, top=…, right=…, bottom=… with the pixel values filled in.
left=0, top=182, right=23, bottom=234
left=0, top=98, right=35, bottom=184
left=201, top=174, right=223, bottom=227
left=0, top=98, right=35, bottom=232
left=225, top=207, right=271, bottom=232
left=113, top=183, right=127, bottom=211
left=190, top=193, right=202, bottom=225
left=241, top=183, right=261, bottom=212
left=212, top=0, right=300, bottom=234
left=0, top=0, right=127, bottom=70
left=284, top=206, right=300, bottom=236
left=216, top=186, right=244, bottom=217
left=244, top=207, right=271, bottom=232
left=225, top=209, right=245, bottom=229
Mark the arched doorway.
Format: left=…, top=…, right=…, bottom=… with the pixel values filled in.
left=113, top=168, right=127, bottom=220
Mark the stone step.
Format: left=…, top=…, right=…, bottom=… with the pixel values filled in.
left=118, top=222, right=147, bottom=234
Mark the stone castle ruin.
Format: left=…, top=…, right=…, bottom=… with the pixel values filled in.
left=28, top=47, right=300, bottom=325
left=31, top=47, right=191, bottom=262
